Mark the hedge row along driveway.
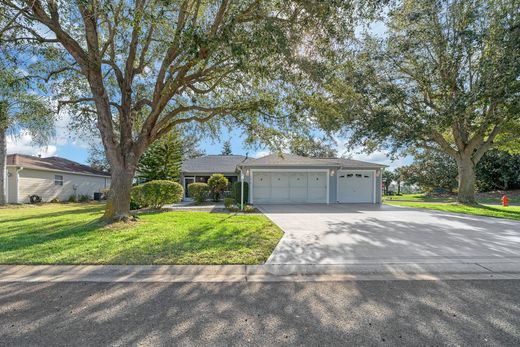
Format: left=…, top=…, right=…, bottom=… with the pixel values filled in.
left=0, top=203, right=283, bottom=265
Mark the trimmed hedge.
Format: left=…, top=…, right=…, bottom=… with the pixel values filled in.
left=188, top=182, right=210, bottom=205
left=131, top=180, right=183, bottom=209
left=232, top=181, right=249, bottom=205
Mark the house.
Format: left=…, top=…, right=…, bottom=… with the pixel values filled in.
left=5, top=154, right=111, bottom=203
left=180, top=155, right=246, bottom=197
left=181, top=153, right=386, bottom=204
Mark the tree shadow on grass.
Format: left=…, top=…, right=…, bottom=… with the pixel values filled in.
left=0, top=219, right=104, bottom=255
left=0, top=205, right=104, bottom=224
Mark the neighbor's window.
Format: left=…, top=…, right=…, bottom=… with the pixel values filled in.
left=54, top=175, right=63, bottom=186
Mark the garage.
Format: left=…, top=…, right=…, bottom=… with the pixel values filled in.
left=251, top=170, right=328, bottom=204
left=337, top=170, right=375, bottom=203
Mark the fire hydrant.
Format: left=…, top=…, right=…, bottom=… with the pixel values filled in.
left=502, top=195, right=509, bottom=207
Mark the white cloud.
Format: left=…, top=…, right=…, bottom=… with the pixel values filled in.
left=334, top=138, right=411, bottom=170
left=6, top=134, right=57, bottom=157
left=349, top=150, right=412, bottom=171
left=252, top=150, right=270, bottom=158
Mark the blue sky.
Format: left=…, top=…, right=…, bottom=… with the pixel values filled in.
left=7, top=121, right=412, bottom=170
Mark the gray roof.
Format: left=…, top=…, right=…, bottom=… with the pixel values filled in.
left=240, top=153, right=386, bottom=168
left=7, top=154, right=110, bottom=176
left=181, top=155, right=246, bottom=173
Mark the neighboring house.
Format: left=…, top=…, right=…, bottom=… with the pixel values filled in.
left=5, top=154, right=111, bottom=203
left=180, top=155, right=246, bottom=197
left=181, top=153, right=386, bottom=204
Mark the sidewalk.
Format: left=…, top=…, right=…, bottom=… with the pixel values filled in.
left=1, top=262, right=519, bottom=283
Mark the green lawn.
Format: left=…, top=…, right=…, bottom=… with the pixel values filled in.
left=384, top=193, right=520, bottom=205
left=0, top=203, right=283, bottom=265
left=385, top=201, right=520, bottom=221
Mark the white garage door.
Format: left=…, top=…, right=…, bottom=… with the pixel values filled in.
left=252, top=171, right=328, bottom=204
left=337, top=170, right=375, bottom=203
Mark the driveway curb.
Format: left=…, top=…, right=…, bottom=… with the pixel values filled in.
left=1, top=262, right=519, bottom=283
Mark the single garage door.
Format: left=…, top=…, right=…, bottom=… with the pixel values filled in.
left=252, top=171, right=328, bottom=204
left=337, top=170, right=375, bottom=203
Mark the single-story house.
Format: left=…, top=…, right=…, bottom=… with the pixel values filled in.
left=5, top=154, right=111, bottom=203
left=180, top=155, right=246, bottom=197
left=181, top=153, right=386, bottom=204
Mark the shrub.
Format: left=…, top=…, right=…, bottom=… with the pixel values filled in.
left=207, top=174, right=229, bottom=201
left=223, top=197, right=235, bottom=209
left=243, top=205, right=256, bottom=213
left=78, top=194, right=90, bottom=202
left=49, top=198, right=60, bottom=203
left=67, top=195, right=77, bottom=203
left=188, top=182, right=210, bottom=205
left=232, top=181, right=249, bottom=206
left=131, top=180, right=184, bottom=209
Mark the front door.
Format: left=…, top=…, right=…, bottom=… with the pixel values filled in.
left=184, top=177, right=194, bottom=197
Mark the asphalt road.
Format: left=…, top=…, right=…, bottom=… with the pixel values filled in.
left=1, top=280, right=519, bottom=346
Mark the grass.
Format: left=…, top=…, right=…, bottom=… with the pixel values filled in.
left=383, top=193, right=520, bottom=205
left=0, top=203, right=283, bottom=265
left=385, top=201, right=520, bottom=221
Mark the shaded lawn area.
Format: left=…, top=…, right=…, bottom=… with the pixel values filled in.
left=385, top=201, right=520, bottom=221
left=0, top=203, right=283, bottom=265
left=384, top=193, right=520, bottom=205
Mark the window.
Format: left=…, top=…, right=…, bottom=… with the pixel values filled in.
left=54, top=175, right=63, bottom=186
left=346, top=174, right=353, bottom=177
left=355, top=174, right=362, bottom=177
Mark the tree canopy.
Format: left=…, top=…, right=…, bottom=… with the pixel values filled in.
left=0, top=60, right=54, bottom=204
left=307, top=0, right=520, bottom=203
left=0, top=0, right=376, bottom=220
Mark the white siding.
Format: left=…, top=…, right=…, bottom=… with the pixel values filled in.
left=7, top=167, right=18, bottom=203
left=17, top=168, right=111, bottom=203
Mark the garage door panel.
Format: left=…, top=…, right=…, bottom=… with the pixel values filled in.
left=307, top=187, right=327, bottom=203
left=289, top=172, right=307, bottom=187
left=271, top=173, right=289, bottom=187
left=253, top=172, right=270, bottom=187
left=308, top=173, right=327, bottom=187
left=289, top=187, right=307, bottom=202
left=337, top=170, right=374, bottom=203
left=252, top=171, right=328, bottom=204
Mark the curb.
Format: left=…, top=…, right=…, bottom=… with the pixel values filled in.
left=1, top=262, right=519, bottom=283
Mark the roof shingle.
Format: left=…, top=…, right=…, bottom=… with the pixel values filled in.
left=7, top=154, right=111, bottom=176
left=181, top=155, right=246, bottom=173
left=240, top=153, right=386, bottom=168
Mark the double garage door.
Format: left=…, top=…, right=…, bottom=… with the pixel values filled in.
left=252, top=171, right=328, bottom=204
left=251, top=169, right=375, bottom=204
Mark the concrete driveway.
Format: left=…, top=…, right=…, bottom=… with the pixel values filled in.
left=259, top=204, right=520, bottom=265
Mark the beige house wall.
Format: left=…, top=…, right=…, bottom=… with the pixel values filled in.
left=12, top=168, right=110, bottom=203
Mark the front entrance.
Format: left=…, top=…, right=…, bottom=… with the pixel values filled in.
left=184, top=177, right=194, bottom=197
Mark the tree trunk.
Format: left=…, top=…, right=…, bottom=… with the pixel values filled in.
left=103, top=164, right=136, bottom=222
left=0, top=127, right=7, bottom=205
left=456, top=157, right=477, bottom=204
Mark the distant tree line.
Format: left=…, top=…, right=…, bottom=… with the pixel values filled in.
left=388, top=149, right=520, bottom=194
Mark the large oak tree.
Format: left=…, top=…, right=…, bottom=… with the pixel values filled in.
left=1, top=0, right=371, bottom=221
left=308, top=0, right=520, bottom=203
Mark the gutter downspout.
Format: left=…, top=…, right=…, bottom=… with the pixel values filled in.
left=15, top=166, right=23, bottom=204
left=239, top=167, right=244, bottom=211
